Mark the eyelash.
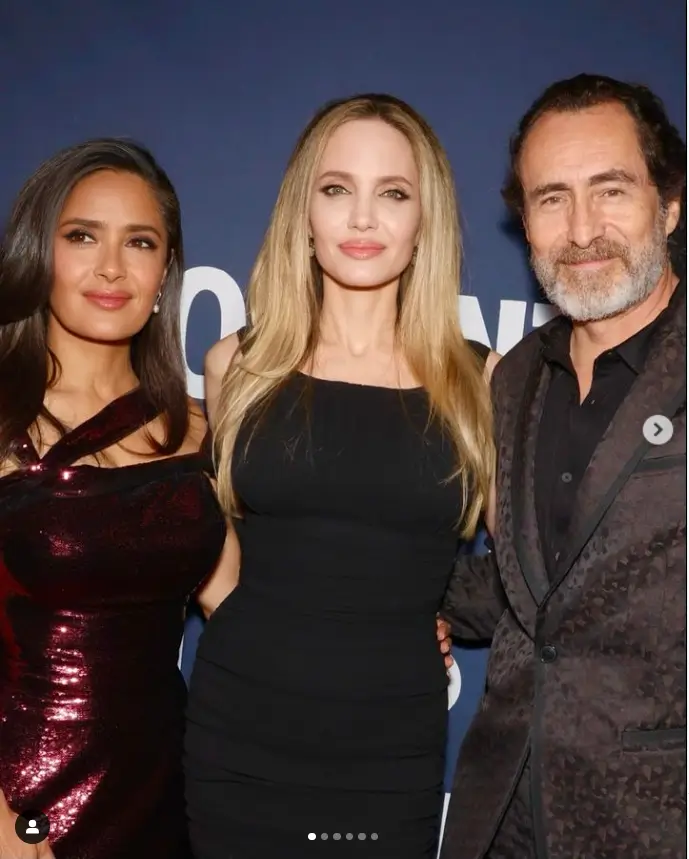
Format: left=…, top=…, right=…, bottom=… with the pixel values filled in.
left=319, top=184, right=410, bottom=201
left=63, top=229, right=158, bottom=250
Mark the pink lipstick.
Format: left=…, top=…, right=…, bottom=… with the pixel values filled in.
left=83, top=291, right=132, bottom=310
left=338, top=241, right=386, bottom=260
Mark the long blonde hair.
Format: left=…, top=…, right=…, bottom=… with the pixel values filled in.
left=215, top=94, right=494, bottom=538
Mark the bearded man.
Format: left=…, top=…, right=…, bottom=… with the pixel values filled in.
left=441, top=74, right=686, bottom=859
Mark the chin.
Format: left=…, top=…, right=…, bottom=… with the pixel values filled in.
left=545, top=278, right=650, bottom=322
left=71, top=323, right=147, bottom=345
left=329, top=267, right=405, bottom=291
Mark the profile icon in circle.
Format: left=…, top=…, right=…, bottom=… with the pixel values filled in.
left=15, top=808, right=50, bottom=844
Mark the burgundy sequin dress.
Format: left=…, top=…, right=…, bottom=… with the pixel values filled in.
left=0, top=389, right=226, bottom=859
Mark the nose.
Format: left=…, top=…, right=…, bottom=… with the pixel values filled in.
left=566, top=194, right=604, bottom=248
left=347, top=193, right=378, bottom=232
left=95, top=241, right=126, bottom=282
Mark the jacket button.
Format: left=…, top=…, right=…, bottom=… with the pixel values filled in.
left=540, top=644, right=558, bottom=663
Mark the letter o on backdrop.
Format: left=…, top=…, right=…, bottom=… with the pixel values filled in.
left=180, top=266, right=246, bottom=400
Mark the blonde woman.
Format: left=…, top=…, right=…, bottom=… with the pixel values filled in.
left=185, top=94, right=499, bottom=859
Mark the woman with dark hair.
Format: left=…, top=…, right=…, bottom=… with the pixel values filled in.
left=0, top=139, right=235, bottom=858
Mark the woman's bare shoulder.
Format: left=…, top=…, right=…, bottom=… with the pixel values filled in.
left=205, top=333, right=240, bottom=381
left=484, top=350, right=501, bottom=381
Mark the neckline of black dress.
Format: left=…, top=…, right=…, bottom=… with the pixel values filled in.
left=15, top=387, right=163, bottom=469
left=295, top=371, right=423, bottom=393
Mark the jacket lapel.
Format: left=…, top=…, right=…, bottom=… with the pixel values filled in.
left=509, top=346, right=552, bottom=609
left=551, top=285, right=687, bottom=591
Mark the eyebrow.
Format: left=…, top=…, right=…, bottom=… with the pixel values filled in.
left=529, top=169, right=639, bottom=201
left=59, top=217, right=164, bottom=239
left=317, top=170, right=414, bottom=186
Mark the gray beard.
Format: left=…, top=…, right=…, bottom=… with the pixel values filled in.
left=531, top=221, right=668, bottom=322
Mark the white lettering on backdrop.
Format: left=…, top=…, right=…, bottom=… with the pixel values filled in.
left=181, top=267, right=247, bottom=400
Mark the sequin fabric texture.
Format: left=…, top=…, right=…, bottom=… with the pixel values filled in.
left=0, top=390, right=226, bottom=858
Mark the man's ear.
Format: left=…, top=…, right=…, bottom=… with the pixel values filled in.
left=664, top=197, right=681, bottom=237
left=522, top=211, right=531, bottom=244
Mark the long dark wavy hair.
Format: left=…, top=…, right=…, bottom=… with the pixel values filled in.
left=0, top=138, right=189, bottom=463
left=502, top=74, right=686, bottom=276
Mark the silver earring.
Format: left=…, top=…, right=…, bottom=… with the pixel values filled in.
left=308, top=237, right=316, bottom=258
left=411, top=247, right=418, bottom=266
left=153, top=291, right=162, bottom=314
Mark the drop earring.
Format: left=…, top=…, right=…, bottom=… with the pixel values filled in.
left=153, top=291, right=162, bottom=314
left=411, top=247, right=418, bottom=266
left=308, top=237, right=316, bottom=258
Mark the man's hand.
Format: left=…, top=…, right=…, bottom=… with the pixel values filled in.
left=436, top=616, right=454, bottom=670
left=0, top=791, right=55, bottom=858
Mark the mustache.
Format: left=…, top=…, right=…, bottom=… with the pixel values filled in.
left=555, top=239, right=629, bottom=266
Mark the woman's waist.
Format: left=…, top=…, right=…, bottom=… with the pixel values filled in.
left=1, top=602, right=186, bottom=659
left=199, top=589, right=448, bottom=697
left=235, top=536, right=453, bottom=617
left=238, top=512, right=456, bottom=558
left=0, top=608, right=187, bottom=716
left=0, top=663, right=187, bottom=723
left=214, top=576, right=443, bottom=623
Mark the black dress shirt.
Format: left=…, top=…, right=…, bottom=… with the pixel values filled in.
left=534, top=281, right=683, bottom=580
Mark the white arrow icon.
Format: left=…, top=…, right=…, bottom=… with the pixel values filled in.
left=642, top=415, right=674, bottom=446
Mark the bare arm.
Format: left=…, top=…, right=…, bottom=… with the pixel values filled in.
left=483, top=349, right=500, bottom=534
left=204, top=333, right=240, bottom=429
left=196, top=334, right=243, bottom=615
left=0, top=789, right=55, bottom=857
left=196, top=527, right=241, bottom=619
left=484, top=349, right=501, bottom=380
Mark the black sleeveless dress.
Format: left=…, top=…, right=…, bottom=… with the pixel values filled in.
left=185, top=343, right=489, bottom=859
left=0, top=390, right=227, bottom=858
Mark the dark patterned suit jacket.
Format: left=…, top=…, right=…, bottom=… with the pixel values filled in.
left=441, top=285, right=687, bottom=859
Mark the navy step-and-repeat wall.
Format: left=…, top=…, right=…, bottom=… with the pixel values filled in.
left=1, top=0, right=685, bottom=840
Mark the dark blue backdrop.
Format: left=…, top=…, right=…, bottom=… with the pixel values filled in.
left=1, top=0, right=684, bottom=840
